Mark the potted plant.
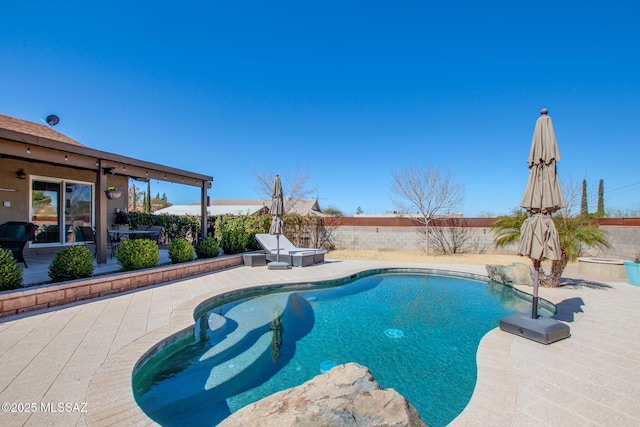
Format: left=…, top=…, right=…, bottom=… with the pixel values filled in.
left=623, top=254, right=640, bottom=286
left=105, top=186, right=122, bottom=200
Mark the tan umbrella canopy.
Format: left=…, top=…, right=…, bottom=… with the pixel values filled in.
left=269, top=175, right=285, bottom=237
left=520, top=108, right=566, bottom=215
left=517, top=109, right=565, bottom=318
left=268, top=175, right=289, bottom=268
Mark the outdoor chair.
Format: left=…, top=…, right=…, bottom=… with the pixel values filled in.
left=147, top=226, right=164, bottom=244
left=0, top=221, right=39, bottom=268
left=129, top=225, right=150, bottom=240
left=78, top=226, right=97, bottom=257
left=79, top=226, right=120, bottom=258
left=254, top=233, right=327, bottom=267
left=107, top=231, right=120, bottom=258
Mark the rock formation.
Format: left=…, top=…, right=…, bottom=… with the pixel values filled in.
left=218, top=362, right=427, bottom=427
left=486, top=262, right=534, bottom=287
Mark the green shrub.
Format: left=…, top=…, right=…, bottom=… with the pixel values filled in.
left=116, top=239, right=160, bottom=271
left=48, top=245, right=94, bottom=283
left=168, top=238, right=194, bottom=264
left=129, top=212, right=201, bottom=242
left=0, top=249, right=23, bottom=290
left=195, top=236, right=220, bottom=259
left=214, top=214, right=268, bottom=254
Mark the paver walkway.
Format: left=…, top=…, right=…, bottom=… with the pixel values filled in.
left=0, top=260, right=638, bottom=426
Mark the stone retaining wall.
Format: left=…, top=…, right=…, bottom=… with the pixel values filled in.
left=0, top=254, right=243, bottom=318
left=577, top=257, right=627, bottom=280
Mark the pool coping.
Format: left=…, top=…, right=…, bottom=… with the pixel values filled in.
left=2, top=260, right=638, bottom=426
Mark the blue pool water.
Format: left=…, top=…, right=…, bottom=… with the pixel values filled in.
left=134, top=270, right=548, bottom=426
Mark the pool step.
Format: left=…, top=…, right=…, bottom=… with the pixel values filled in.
left=204, top=331, right=273, bottom=391
left=207, top=312, right=227, bottom=333
left=199, top=293, right=291, bottom=363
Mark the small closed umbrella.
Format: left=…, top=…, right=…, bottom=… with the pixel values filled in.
left=517, top=108, right=565, bottom=318
left=268, top=175, right=289, bottom=269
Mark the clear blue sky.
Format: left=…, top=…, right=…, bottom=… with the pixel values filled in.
left=2, top=1, right=638, bottom=216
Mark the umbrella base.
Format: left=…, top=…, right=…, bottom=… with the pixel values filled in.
left=267, top=261, right=291, bottom=270
left=500, top=313, right=570, bottom=344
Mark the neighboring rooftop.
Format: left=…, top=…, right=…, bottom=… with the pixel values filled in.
left=155, top=198, right=327, bottom=217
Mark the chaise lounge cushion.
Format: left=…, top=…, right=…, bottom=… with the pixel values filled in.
left=255, top=234, right=326, bottom=257
left=255, top=233, right=326, bottom=267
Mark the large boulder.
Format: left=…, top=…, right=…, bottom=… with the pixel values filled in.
left=218, top=362, right=427, bottom=427
left=486, top=262, right=534, bottom=287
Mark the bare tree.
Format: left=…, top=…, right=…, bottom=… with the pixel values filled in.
left=254, top=166, right=318, bottom=212
left=390, top=164, right=465, bottom=255
left=429, top=218, right=475, bottom=254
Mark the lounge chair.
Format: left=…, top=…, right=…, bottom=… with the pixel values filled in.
left=0, top=222, right=39, bottom=267
left=254, top=234, right=326, bottom=267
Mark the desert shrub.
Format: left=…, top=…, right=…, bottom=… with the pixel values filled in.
left=116, top=239, right=160, bottom=271
left=0, top=249, right=22, bottom=290
left=195, top=236, right=220, bottom=259
left=48, top=245, right=94, bottom=283
left=168, top=238, right=194, bottom=264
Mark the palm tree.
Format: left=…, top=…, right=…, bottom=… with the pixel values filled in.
left=492, top=210, right=611, bottom=287
left=492, top=209, right=528, bottom=248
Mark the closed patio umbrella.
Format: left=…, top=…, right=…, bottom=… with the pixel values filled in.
left=517, top=108, right=565, bottom=318
left=500, top=108, right=570, bottom=344
left=501, top=109, right=570, bottom=344
left=268, top=175, right=289, bottom=269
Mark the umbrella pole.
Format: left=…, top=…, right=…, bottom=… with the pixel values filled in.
left=531, top=259, right=540, bottom=319
left=276, top=234, right=280, bottom=263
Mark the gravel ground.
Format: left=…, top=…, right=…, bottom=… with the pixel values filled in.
left=326, top=249, right=556, bottom=266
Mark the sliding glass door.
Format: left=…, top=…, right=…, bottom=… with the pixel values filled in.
left=64, top=182, right=93, bottom=243
left=31, top=178, right=93, bottom=245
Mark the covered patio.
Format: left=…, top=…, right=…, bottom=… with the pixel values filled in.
left=20, top=249, right=171, bottom=286
left=0, top=114, right=212, bottom=265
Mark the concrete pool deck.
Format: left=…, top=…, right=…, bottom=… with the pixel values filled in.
left=0, top=259, right=638, bottom=426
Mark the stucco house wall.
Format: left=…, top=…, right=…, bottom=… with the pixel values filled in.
left=1, top=157, right=128, bottom=232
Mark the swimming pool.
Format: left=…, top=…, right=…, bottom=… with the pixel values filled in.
left=133, top=268, right=553, bottom=426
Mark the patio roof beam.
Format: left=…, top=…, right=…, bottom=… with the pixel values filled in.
left=1, top=137, right=213, bottom=186
left=1, top=138, right=101, bottom=171
left=100, top=163, right=210, bottom=188
left=0, top=133, right=213, bottom=182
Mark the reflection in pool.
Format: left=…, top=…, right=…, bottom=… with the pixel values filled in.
left=134, top=269, right=552, bottom=427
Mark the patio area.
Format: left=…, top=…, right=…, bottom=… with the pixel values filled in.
left=20, top=250, right=172, bottom=287
left=0, top=258, right=638, bottom=426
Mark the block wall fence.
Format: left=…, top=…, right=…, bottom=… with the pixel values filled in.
left=323, top=217, right=640, bottom=260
